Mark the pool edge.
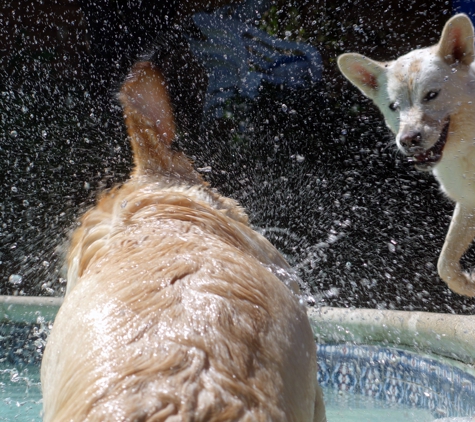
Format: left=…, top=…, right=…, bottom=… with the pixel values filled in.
left=1, top=295, right=474, bottom=365
left=0, top=295, right=63, bottom=323
left=308, top=306, right=475, bottom=364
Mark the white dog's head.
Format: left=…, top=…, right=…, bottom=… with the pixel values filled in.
left=338, top=14, right=475, bottom=170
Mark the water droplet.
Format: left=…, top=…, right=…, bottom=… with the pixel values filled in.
left=22, top=199, right=29, bottom=207
left=10, top=371, right=19, bottom=382
left=281, top=104, right=288, bottom=112
left=121, top=200, right=128, bottom=208
left=65, top=95, right=74, bottom=108
left=9, top=274, right=23, bottom=285
left=9, top=130, right=18, bottom=138
left=41, top=283, right=54, bottom=294
left=11, top=186, right=18, bottom=193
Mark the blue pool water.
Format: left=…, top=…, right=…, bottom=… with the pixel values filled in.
left=0, top=365, right=435, bottom=422
left=1, top=343, right=474, bottom=421
left=0, top=364, right=42, bottom=421
left=323, top=387, right=434, bottom=421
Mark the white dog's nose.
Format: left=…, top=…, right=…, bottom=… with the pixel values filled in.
left=399, top=130, right=422, bottom=151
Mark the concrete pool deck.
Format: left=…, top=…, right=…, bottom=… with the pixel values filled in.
left=1, top=295, right=474, bottom=364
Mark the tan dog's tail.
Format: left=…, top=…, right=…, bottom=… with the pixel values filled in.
left=118, top=61, right=203, bottom=183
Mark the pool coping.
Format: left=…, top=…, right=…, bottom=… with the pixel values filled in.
left=0, top=295, right=62, bottom=323
left=309, top=306, right=475, bottom=365
left=1, top=295, right=474, bottom=365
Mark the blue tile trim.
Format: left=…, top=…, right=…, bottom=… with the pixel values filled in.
left=317, top=344, right=475, bottom=419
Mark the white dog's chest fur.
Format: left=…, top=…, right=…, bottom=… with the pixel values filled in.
left=434, top=147, right=475, bottom=207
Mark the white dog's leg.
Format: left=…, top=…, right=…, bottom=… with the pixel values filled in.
left=438, top=202, right=475, bottom=296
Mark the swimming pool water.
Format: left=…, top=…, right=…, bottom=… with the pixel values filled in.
left=0, top=364, right=438, bottom=422
left=323, top=387, right=434, bottom=421
left=0, top=364, right=42, bottom=421
left=3, top=344, right=475, bottom=421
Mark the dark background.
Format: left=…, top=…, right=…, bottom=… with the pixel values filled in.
left=1, top=0, right=473, bottom=314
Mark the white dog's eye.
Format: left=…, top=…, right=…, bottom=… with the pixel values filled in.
left=423, top=90, right=439, bottom=102
left=389, top=101, right=399, bottom=111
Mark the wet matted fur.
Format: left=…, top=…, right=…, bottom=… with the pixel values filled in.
left=41, top=61, right=326, bottom=421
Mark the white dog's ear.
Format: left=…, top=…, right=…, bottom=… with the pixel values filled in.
left=438, top=13, right=475, bottom=66
left=337, top=53, right=386, bottom=99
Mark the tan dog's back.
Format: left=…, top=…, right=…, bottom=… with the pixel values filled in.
left=41, top=62, right=326, bottom=421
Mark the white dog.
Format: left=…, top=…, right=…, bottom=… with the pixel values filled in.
left=338, top=14, right=475, bottom=297
left=40, top=61, right=326, bottom=421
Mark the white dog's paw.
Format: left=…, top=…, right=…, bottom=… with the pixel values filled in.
left=438, top=259, right=475, bottom=297
left=444, top=271, right=475, bottom=297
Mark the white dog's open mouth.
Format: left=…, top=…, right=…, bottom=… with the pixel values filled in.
left=410, top=118, right=450, bottom=169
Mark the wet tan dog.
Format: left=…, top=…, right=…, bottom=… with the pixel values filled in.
left=338, top=14, right=475, bottom=297
left=41, top=61, right=326, bottom=421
